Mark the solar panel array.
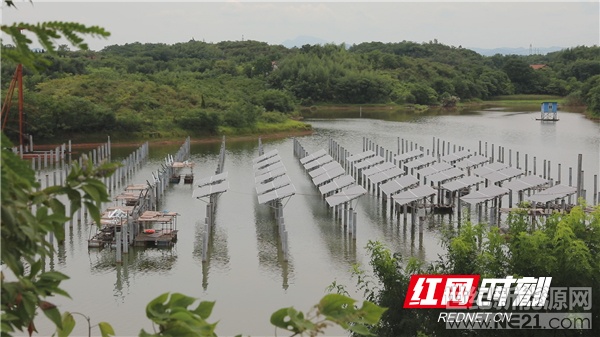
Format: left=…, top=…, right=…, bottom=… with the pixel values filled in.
left=253, top=150, right=296, bottom=204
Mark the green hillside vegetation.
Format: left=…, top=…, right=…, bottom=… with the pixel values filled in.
left=1, top=40, right=599, bottom=142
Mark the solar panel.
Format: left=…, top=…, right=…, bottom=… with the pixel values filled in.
left=255, top=166, right=287, bottom=184
left=325, top=185, right=367, bottom=207
left=392, top=185, right=437, bottom=206
left=441, top=150, right=472, bottom=163
left=196, top=172, right=228, bottom=188
left=258, top=184, right=296, bottom=204
left=319, top=175, right=355, bottom=195
left=254, top=161, right=285, bottom=177
left=404, top=156, right=436, bottom=170
left=442, top=175, right=484, bottom=192
left=472, top=162, right=509, bottom=177
left=193, top=181, right=229, bottom=199
left=253, top=154, right=281, bottom=170
left=346, top=150, right=376, bottom=163
left=363, top=162, right=396, bottom=177
left=304, top=155, right=334, bottom=171
left=256, top=175, right=292, bottom=195
left=527, top=185, right=577, bottom=204
left=461, top=185, right=510, bottom=205
left=313, top=166, right=346, bottom=186
left=354, top=156, right=385, bottom=170
left=416, top=162, right=453, bottom=178
left=252, top=149, right=279, bottom=164
left=369, top=166, right=404, bottom=185
left=427, top=167, right=465, bottom=185
left=309, top=161, right=343, bottom=178
left=380, top=175, right=419, bottom=196
left=455, top=155, right=489, bottom=170
left=394, top=149, right=423, bottom=163
left=503, top=175, right=549, bottom=192
left=299, top=149, right=327, bottom=165
left=484, top=167, right=524, bottom=185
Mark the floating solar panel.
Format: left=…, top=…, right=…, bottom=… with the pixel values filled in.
left=354, top=156, right=385, bottom=170
left=258, top=184, right=296, bottom=204
left=392, top=185, right=437, bottom=206
left=461, top=185, right=510, bottom=205
left=442, top=175, right=484, bottom=192
left=299, top=149, right=327, bottom=165
left=503, top=175, right=549, bottom=192
left=484, top=167, right=524, bottom=185
left=313, top=166, right=346, bottom=186
left=309, top=161, right=343, bottom=178
left=196, top=172, right=228, bottom=188
left=325, top=185, right=367, bottom=207
left=416, top=162, right=453, bottom=178
left=346, top=150, right=376, bottom=163
left=252, top=149, right=278, bottom=164
left=527, top=185, right=577, bottom=204
left=362, top=162, right=396, bottom=177
left=441, top=150, right=472, bottom=163
left=427, top=167, right=465, bottom=185
left=369, top=166, right=405, bottom=185
left=394, top=149, right=423, bottom=163
left=404, top=156, right=437, bottom=170
left=256, top=175, right=291, bottom=195
left=253, top=154, right=281, bottom=170
left=255, top=166, right=287, bottom=184
left=380, top=175, right=420, bottom=196
left=455, top=155, right=489, bottom=170
left=254, top=161, right=285, bottom=177
left=319, top=175, right=355, bottom=195
left=472, top=162, right=509, bottom=177
left=193, top=181, right=229, bottom=199
left=304, top=155, right=334, bottom=171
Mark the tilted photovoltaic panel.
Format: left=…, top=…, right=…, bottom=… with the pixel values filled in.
left=319, top=175, right=355, bottom=195
left=257, top=184, right=296, bottom=204
left=299, top=149, right=327, bottom=165
left=325, top=185, right=367, bottom=207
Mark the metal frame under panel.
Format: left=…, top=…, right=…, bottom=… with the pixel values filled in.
left=325, top=185, right=367, bottom=207
left=319, top=175, right=355, bottom=195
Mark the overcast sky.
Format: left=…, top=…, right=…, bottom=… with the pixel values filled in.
left=2, top=1, right=599, bottom=51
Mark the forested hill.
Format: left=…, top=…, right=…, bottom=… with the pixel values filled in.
left=1, top=40, right=599, bottom=140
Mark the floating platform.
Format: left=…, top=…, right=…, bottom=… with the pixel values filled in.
left=134, top=229, right=178, bottom=247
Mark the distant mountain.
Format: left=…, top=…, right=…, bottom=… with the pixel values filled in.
left=468, top=46, right=565, bottom=56
left=281, top=35, right=329, bottom=48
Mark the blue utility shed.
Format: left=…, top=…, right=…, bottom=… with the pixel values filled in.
left=538, top=101, right=559, bottom=121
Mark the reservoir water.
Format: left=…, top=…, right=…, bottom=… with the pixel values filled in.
left=32, top=108, right=599, bottom=336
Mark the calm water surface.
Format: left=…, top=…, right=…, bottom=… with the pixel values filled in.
left=33, top=108, right=598, bottom=336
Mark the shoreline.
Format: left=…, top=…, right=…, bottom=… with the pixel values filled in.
left=29, top=129, right=314, bottom=151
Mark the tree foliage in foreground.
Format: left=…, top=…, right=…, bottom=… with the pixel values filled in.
left=351, top=206, right=600, bottom=337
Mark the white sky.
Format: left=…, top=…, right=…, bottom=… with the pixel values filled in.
left=2, top=1, right=599, bottom=51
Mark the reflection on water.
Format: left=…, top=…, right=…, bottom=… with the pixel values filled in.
left=30, top=109, right=598, bottom=336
